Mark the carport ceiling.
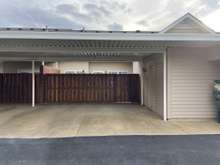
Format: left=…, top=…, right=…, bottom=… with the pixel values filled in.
left=0, top=39, right=166, bottom=60
left=0, top=39, right=166, bottom=52
left=0, top=39, right=218, bottom=59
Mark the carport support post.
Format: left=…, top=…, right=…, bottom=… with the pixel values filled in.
left=32, top=60, right=35, bottom=107
left=163, top=50, right=167, bottom=121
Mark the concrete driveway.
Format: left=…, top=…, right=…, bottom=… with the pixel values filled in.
left=0, top=104, right=220, bottom=138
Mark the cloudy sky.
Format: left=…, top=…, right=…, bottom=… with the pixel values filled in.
left=1, top=0, right=220, bottom=31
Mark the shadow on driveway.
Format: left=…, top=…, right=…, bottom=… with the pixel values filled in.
left=0, top=135, right=220, bottom=165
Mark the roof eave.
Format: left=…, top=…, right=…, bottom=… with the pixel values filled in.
left=0, top=31, right=220, bottom=42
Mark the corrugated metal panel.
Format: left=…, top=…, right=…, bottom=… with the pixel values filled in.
left=168, top=47, right=220, bottom=119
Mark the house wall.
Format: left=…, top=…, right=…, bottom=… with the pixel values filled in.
left=143, top=54, right=164, bottom=118
left=1, top=61, right=134, bottom=74
left=46, top=61, right=134, bottom=74
left=3, top=61, right=41, bottom=73
left=58, top=61, right=89, bottom=73
left=89, top=62, right=132, bottom=73
left=167, top=47, right=220, bottom=119
left=46, top=62, right=58, bottom=68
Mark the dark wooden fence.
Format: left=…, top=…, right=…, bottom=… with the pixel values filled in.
left=0, top=74, right=32, bottom=103
left=0, top=74, right=141, bottom=104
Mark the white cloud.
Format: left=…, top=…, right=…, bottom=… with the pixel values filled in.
left=202, top=9, right=220, bottom=31
left=0, top=0, right=219, bottom=31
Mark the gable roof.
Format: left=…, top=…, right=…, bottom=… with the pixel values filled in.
left=161, top=13, right=215, bottom=34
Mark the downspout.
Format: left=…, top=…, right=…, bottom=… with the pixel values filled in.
left=163, top=49, right=167, bottom=121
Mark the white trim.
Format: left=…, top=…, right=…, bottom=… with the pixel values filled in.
left=32, top=60, right=35, bottom=107
left=161, top=13, right=215, bottom=34
left=0, top=31, right=220, bottom=41
left=0, top=56, right=144, bottom=62
left=163, top=50, right=167, bottom=121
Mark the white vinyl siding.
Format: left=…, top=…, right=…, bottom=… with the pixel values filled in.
left=167, top=47, right=220, bottom=119
left=143, top=54, right=164, bottom=118
left=58, top=61, right=89, bottom=73
left=89, top=62, right=132, bottom=74
left=165, top=17, right=209, bottom=33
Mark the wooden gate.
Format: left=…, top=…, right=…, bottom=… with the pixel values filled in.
left=0, top=74, right=141, bottom=104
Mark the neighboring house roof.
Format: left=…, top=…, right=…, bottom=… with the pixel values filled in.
left=0, top=28, right=158, bottom=34
left=0, top=13, right=219, bottom=42
left=160, top=13, right=215, bottom=34
left=0, top=13, right=214, bottom=35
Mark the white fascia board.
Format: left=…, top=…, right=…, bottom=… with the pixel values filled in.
left=1, top=31, right=220, bottom=42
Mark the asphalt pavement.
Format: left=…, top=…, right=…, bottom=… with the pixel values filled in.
left=0, top=135, right=220, bottom=165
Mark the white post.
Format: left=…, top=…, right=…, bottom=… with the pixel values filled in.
left=140, top=61, right=144, bottom=106
left=132, top=61, right=144, bottom=105
left=163, top=50, right=167, bottom=121
left=32, top=60, right=35, bottom=107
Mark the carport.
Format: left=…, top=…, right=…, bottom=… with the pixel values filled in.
left=2, top=14, right=220, bottom=123
left=0, top=29, right=168, bottom=120
left=1, top=28, right=220, bottom=122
